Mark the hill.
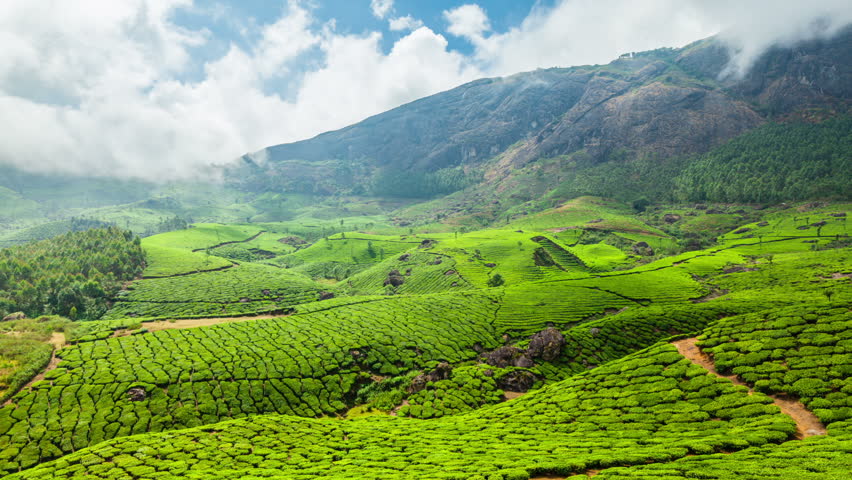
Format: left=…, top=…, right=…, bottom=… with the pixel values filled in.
left=226, top=29, right=852, bottom=207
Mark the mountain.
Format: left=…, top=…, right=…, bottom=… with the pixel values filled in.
left=227, top=28, right=851, bottom=201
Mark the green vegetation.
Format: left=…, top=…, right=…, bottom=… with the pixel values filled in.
left=0, top=293, right=502, bottom=473
left=105, top=263, right=323, bottom=319
left=698, top=305, right=851, bottom=425
left=673, top=116, right=852, bottom=203
left=0, top=228, right=144, bottom=319
left=5, top=342, right=797, bottom=479
left=0, top=195, right=847, bottom=478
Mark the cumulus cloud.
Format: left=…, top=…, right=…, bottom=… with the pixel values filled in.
left=444, top=4, right=490, bottom=41
left=0, top=0, right=849, bottom=181
left=370, top=0, right=394, bottom=20
left=459, top=0, right=852, bottom=77
left=0, top=0, right=477, bottom=181
left=693, top=0, right=852, bottom=78
left=389, top=15, right=424, bottom=32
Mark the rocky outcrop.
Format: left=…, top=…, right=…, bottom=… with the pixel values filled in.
left=483, top=346, right=534, bottom=369
left=632, top=241, right=654, bottom=256
left=409, top=362, right=453, bottom=393
left=2, top=312, right=26, bottom=322
left=527, top=328, right=566, bottom=362
left=228, top=28, right=851, bottom=199
left=384, top=270, right=405, bottom=287
left=496, top=370, right=537, bottom=392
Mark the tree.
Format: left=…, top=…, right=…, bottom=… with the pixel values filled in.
left=487, top=273, right=505, bottom=287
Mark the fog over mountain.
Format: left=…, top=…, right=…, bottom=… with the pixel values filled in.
left=0, top=0, right=850, bottom=181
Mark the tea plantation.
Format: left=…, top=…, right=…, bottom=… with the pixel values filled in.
left=0, top=201, right=848, bottom=478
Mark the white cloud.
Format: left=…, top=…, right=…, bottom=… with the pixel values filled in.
left=0, top=0, right=478, bottom=181
left=444, top=4, right=490, bottom=41
left=458, top=0, right=852, bottom=77
left=389, top=15, right=423, bottom=32
left=370, top=0, right=394, bottom=20
left=0, top=0, right=849, bottom=181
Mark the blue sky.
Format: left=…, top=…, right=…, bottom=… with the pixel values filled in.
left=175, top=1, right=556, bottom=56
left=171, top=1, right=557, bottom=84
left=1, top=0, right=849, bottom=180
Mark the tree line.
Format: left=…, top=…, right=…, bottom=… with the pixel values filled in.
left=0, top=227, right=145, bottom=320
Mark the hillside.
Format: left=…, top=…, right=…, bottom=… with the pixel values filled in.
left=227, top=29, right=851, bottom=203
left=0, top=198, right=847, bottom=478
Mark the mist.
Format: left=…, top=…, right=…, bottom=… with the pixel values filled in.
left=0, top=0, right=849, bottom=183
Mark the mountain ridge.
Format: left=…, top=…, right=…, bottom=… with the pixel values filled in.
left=228, top=28, right=850, bottom=198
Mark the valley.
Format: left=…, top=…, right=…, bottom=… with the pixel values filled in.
left=0, top=196, right=848, bottom=479
left=0, top=20, right=849, bottom=480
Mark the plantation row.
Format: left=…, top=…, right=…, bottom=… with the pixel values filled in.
left=697, top=305, right=851, bottom=426
left=0, top=293, right=502, bottom=474
left=104, top=263, right=323, bottom=319
left=539, top=299, right=801, bottom=381
left=594, top=425, right=851, bottom=479
left=7, top=343, right=797, bottom=479
left=494, top=268, right=706, bottom=333
left=398, top=365, right=507, bottom=419
left=342, top=251, right=473, bottom=295
left=141, top=244, right=232, bottom=278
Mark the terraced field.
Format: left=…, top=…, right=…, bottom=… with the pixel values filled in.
left=0, top=201, right=847, bottom=479
left=3, top=342, right=800, bottom=479
left=105, top=263, right=323, bottom=319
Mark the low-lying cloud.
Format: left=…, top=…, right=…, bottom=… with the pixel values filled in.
left=0, top=0, right=849, bottom=182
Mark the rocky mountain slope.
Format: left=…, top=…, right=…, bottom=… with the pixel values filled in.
left=229, top=28, right=851, bottom=196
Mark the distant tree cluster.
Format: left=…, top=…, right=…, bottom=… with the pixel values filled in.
left=144, top=215, right=189, bottom=237
left=543, top=116, right=851, bottom=206
left=0, top=227, right=145, bottom=320
left=672, top=116, right=852, bottom=203
left=371, top=166, right=479, bottom=198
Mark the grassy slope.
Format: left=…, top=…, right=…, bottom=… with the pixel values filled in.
left=0, top=200, right=847, bottom=477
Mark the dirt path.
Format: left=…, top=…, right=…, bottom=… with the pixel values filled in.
left=2, top=333, right=66, bottom=407
left=48, top=332, right=65, bottom=349
left=672, top=337, right=827, bottom=438
left=112, top=314, right=286, bottom=337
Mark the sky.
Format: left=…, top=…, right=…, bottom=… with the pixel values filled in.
left=0, top=0, right=850, bottom=181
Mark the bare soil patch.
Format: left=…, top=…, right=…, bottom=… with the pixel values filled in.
left=113, top=314, right=285, bottom=337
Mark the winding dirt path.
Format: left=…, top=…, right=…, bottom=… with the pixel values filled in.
left=672, top=337, right=827, bottom=439
left=2, top=332, right=66, bottom=407
left=110, top=314, right=288, bottom=338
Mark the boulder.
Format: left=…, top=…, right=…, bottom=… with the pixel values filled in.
left=318, top=291, right=335, bottom=301
left=398, top=253, right=410, bottom=261
left=496, top=370, right=537, bottom=392
left=2, top=312, right=26, bottom=322
left=409, top=362, right=453, bottom=392
left=632, top=241, right=654, bottom=256
left=483, top=346, right=523, bottom=368
left=127, top=387, right=148, bottom=402
left=527, top=328, right=566, bottom=362
left=384, top=270, right=405, bottom=287
left=663, top=213, right=682, bottom=224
